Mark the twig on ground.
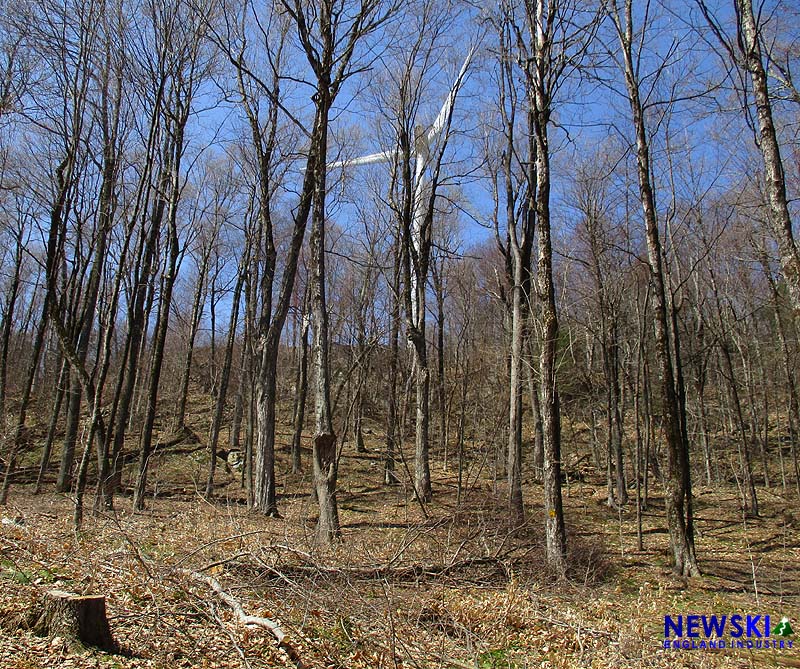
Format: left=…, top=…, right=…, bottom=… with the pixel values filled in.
left=198, top=552, right=249, bottom=573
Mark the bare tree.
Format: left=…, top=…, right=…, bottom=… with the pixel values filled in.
left=133, top=0, right=211, bottom=511
left=502, top=0, right=598, bottom=575
left=1, top=0, right=99, bottom=504
left=489, top=15, right=536, bottom=524
left=281, top=0, right=397, bottom=541
left=206, top=246, right=246, bottom=499
left=608, top=0, right=700, bottom=576
left=696, top=0, right=800, bottom=315
left=203, top=3, right=308, bottom=516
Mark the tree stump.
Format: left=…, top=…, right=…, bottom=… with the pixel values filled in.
left=34, top=590, right=118, bottom=653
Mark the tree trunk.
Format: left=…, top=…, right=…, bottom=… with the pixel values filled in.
left=133, top=156, right=183, bottom=511
left=56, top=375, right=81, bottom=492
left=0, top=227, right=23, bottom=419
left=291, top=309, right=310, bottom=474
left=527, top=333, right=544, bottom=479
left=613, top=0, right=699, bottom=576
left=410, top=334, right=431, bottom=503
left=384, top=234, right=401, bottom=486
left=533, top=79, right=566, bottom=578
left=718, top=342, right=758, bottom=515
left=35, top=358, right=69, bottom=493
left=101, top=193, right=163, bottom=510
left=508, top=259, right=525, bottom=525
left=309, top=96, right=340, bottom=543
left=759, top=249, right=800, bottom=496
left=174, top=252, right=210, bottom=431
left=205, top=265, right=244, bottom=499
left=734, top=0, right=800, bottom=313
left=433, top=264, right=446, bottom=466
left=254, top=343, right=279, bottom=515
left=610, top=333, right=627, bottom=505
left=0, top=298, right=50, bottom=505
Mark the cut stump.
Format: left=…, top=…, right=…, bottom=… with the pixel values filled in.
left=34, top=589, right=118, bottom=653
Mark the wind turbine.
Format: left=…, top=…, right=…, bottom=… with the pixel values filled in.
left=329, top=46, right=476, bottom=318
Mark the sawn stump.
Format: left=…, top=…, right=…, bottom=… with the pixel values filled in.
left=34, top=589, right=118, bottom=653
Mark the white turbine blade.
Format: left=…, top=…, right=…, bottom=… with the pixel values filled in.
left=329, top=149, right=397, bottom=169
left=426, top=46, right=476, bottom=143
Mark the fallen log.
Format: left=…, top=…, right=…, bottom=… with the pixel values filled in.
left=178, top=568, right=308, bottom=669
left=33, top=589, right=118, bottom=653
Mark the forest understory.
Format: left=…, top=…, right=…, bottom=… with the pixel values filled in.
left=1, top=407, right=798, bottom=669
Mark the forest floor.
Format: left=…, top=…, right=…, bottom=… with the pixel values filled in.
left=1, top=420, right=799, bottom=669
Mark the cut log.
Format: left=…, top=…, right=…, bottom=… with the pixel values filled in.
left=34, top=589, right=118, bottom=653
